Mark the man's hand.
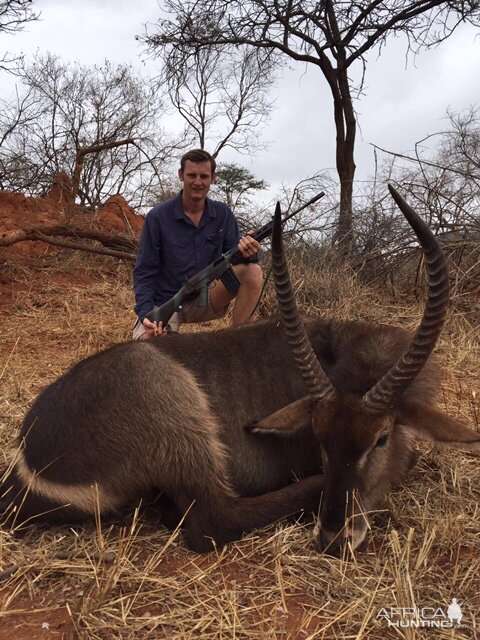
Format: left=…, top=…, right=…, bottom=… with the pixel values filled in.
left=142, top=318, right=168, bottom=338
left=238, top=232, right=261, bottom=259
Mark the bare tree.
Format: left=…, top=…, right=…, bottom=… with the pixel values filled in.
left=350, top=108, right=480, bottom=294
left=0, top=0, right=38, bottom=71
left=0, top=53, right=181, bottom=208
left=160, top=45, right=275, bottom=157
left=373, top=108, right=480, bottom=234
left=142, top=0, right=480, bottom=257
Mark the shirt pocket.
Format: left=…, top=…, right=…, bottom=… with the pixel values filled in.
left=205, top=231, right=224, bottom=263
left=163, top=237, right=193, bottom=278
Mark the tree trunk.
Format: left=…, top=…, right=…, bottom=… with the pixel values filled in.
left=326, top=65, right=356, bottom=260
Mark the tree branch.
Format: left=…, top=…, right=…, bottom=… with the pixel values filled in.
left=0, top=223, right=137, bottom=261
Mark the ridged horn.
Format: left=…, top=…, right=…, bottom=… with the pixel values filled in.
left=363, top=184, right=450, bottom=412
left=271, top=202, right=334, bottom=400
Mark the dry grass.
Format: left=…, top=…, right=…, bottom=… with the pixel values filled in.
left=0, top=250, right=479, bottom=639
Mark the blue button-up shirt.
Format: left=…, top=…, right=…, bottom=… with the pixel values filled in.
left=134, top=193, right=248, bottom=321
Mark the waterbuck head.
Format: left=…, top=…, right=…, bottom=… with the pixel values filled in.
left=252, top=185, right=480, bottom=555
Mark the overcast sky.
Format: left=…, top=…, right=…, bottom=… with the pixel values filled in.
left=2, top=0, right=480, bottom=199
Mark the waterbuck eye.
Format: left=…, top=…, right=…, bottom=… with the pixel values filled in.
left=375, top=432, right=390, bottom=448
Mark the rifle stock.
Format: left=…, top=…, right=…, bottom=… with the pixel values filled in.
left=145, top=191, right=325, bottom=328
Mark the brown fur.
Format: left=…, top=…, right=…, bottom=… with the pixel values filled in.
left=249, top=329, right=478, bottom=555
left=1, top=336, right=325, bottom=551
left=2, top=316, right=476, bottom=553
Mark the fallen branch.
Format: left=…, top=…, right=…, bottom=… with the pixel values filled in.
left=0, top=223, right=137, bottom=260
left=30, top=231, right=135, bottom=260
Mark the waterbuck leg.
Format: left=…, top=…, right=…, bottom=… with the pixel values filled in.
left=181, top=474, right=324, bottom=553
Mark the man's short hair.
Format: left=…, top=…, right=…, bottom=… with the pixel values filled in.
left=180, top=149, right=216, bottom=174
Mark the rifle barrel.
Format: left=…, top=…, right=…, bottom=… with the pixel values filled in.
left=282, top=191, right=326, bottom=225
left=228, top=190, right=326, bottom=260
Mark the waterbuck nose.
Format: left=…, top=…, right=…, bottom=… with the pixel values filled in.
left=314, top=526, right=344, bottom=557
left=315, top=517, right=369, bottom=556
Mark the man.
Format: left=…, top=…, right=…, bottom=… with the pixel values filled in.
left=133, top=149, right=263, bottom=339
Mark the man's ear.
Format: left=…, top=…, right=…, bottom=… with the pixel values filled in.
left=178, top=168, right=184, bottom=182
left=398, top=398, right=480, bottom=449
left=245, top=397, right=314, bottom=437
left=211, top=172, right=216, bottom=184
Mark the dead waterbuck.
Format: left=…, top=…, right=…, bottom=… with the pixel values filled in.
left=1, top=185, right=478, bottom=554
left=247, top=184, right=479, bottom=555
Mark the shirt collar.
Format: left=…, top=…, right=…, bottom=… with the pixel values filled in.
left=173, top=191, right=216, bottom=224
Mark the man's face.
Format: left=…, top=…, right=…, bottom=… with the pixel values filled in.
left=179, top=160, right=216, bottom=203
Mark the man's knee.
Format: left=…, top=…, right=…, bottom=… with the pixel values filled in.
left=233, top=263, right=263, bottom=290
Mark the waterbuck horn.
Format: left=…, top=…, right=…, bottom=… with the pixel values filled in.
left=271, top=202, right=334, bottom=400
left=363, top=184, right=450, bottom=412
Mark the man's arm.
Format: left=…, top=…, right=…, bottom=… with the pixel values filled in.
left=133, top=211, right=162, bottom=329
left=222, top=206, right=260, bottom=264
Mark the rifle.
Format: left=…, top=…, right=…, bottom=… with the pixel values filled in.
left=146, top=191, right=326, bottom=328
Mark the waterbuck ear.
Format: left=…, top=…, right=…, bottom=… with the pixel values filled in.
left=398, top=399, right=480, bottom=450
left=245, top=397, right=314, bottom=437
